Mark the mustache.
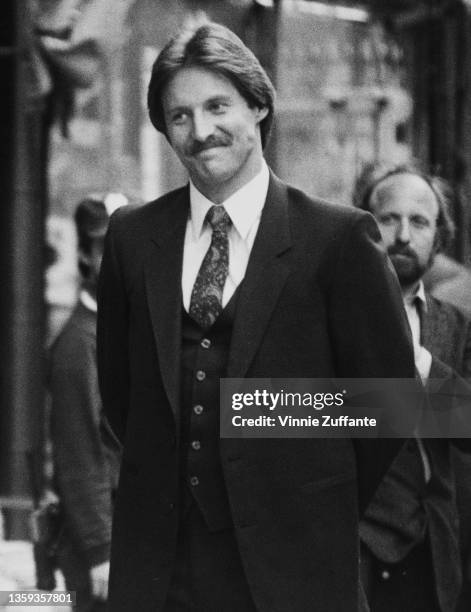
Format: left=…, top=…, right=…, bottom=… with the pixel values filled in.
left=188, top=134, right=232, bottom=156
left=387, top=244, right=418, bottom=259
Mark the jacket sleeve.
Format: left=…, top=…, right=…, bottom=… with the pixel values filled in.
left=462, top=319, right=471, bottom=380
left=50, top=326, right=113, bottom=567
left=427, top=315, right=471, bottom=451
left=97, top=211, right=130, bottom=444
left=327, top=211, right=416, bottom=513
left=450, top=318, right=471, bottom=583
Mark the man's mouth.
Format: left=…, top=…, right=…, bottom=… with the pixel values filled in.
left=194, top=145, right=224, bottom=155
left=391, top=253, right=414, bottom=260
left=388, top=247, right=417, bottom=261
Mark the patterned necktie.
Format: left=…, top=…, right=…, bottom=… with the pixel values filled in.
left=189, top=205, right=232, bottom=329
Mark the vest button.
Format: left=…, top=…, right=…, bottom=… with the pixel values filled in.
left=191, top=440, right=201, bottom=451
left=190, top=476, right=200, bottom=487
left=196, top=370, right=206, bottom=381
left=201, top=338, right=211, bottom=349
left=381, top=570, right=390, bottom=581
left=193, top=405, right=203, bottom=415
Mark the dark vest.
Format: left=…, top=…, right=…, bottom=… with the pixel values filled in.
left=179, top=291, right=239, bottom=532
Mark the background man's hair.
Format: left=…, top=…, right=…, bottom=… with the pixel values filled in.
left=353, top=161, right=455, bottom=253
left=147, top=21, right=276, bottom=149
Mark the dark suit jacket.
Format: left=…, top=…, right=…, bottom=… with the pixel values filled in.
left=422, top=295, right=471, bottom=611
left=361, top=293, right=471, bottom=612
left=50, top=301, right=121, bottom=568
left=97, top=173, right=415, bottom=612
left=424, top=293, right=471, bottom=381
left=424, top=295, right=471, bottom=612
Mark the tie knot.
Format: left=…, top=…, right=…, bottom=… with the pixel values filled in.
left=206, top=205, right=231, bottom=231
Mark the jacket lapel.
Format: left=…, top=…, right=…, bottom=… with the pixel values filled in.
left=144, top=174, right=292, bottom=408
left=228, top=173, right=292, bottom=378
left=145, top=187, right=189, bottom=420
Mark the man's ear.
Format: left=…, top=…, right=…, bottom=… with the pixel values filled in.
left=432, top=230, right=442, bottom=254
left=78, top=249, right=91, bottom=268
left=255, top=106, right=269, bottom=123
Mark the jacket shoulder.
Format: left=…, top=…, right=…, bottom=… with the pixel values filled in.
left=281, top=180, right=378, bottom=247
left=285, top=181, right=371, bottom=226
left=427, top=292, right=471, bottom=331
left=110, top=186, right=187, bottom=232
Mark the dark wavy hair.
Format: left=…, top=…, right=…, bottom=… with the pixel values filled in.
left=147, top=21, right=276, bottom=149
left=354, top=161, right=455, bottom=253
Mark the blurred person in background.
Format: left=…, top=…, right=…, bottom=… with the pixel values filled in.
left=356, top=163, right=471, bottom=612
left=49, top=195, right=124, bottom=611
left=97, top=21, right=415, bottom=612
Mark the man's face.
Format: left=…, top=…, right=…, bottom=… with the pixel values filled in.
left=81, top=236, right=105, bottom=290
left=369, top=173, right=440, bottom=289
left=162, top=66, right=268, bottom=201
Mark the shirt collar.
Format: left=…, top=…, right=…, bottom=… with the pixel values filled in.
left=79, top=289, right=97, bottom=313
left=188, top=159, right=270, bottom=240
left=403, top=280, right=428, bottom=312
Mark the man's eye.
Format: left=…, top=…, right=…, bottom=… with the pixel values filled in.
left=208, top=102, right=227, bottom=114
left=378, top=215, right=396, bottom=226
left=410, top=217, right=429, bottom=229
left=171, top=112, right=188, bottom=124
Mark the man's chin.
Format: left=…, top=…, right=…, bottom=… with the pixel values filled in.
left=392, top=262, right=424, bottom=288
left=191, top=154, right=226, bottom=175
left=191, top=157, right=235, bottom=182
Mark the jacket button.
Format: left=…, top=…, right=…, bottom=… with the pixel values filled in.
left=191, top=440, right=201, bottom=450
left=190, top=476, right=199, bottom=486
left=163, top=502, right=175, bottom=515
left=196, top=370, right=206, bottom=381
left=381, top=570, right=390, bottom=580
left=193, top=405, right=204, bottom=415
left=201, top=338, right=211, bottom=349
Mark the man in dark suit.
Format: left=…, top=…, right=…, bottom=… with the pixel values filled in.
left=357, top=163, right=471, bottom=611
left=97, top=22, right=415, bottom=612
left=50, top=196, right=123, bottom=611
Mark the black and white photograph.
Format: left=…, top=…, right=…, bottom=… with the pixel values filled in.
left=2, top=1, right=471, bottom=610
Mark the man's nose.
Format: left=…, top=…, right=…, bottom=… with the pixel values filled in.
left=191, top=110, right=214, bottom=142
left=396, top=218, right=411, bottom=244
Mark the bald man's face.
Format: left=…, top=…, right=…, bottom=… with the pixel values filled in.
left=369, top=173, right=439, bottom=290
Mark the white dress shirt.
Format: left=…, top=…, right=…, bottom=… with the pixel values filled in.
left=403, top=281, right=432, bottom=381
left=79, top=289, right=97, bottom=313
left=182, top=160, right=270, bottom=312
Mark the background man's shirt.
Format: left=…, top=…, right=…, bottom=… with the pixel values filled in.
left=403, top=280, right=432, bottom=381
